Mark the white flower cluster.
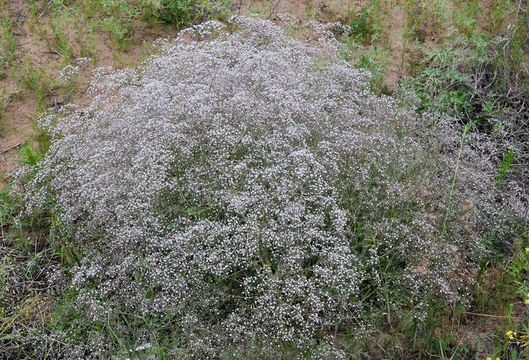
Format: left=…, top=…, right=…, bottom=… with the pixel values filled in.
left=59, top=64, right=80, bottom=81
left=177, top=20, right=227, bottom=40
left=59, top=58, right=91, bottom=82
left=18, top=16, right=521, bottom=357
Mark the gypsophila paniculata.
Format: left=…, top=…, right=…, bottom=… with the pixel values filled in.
left=16, top=16, right=525, bottom=358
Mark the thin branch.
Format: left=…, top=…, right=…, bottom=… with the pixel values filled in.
left=267, top=0, right=281, bottom=19
left=463, top=311, right=519, bottom=319
left=0, top=143, right=21, bottom=155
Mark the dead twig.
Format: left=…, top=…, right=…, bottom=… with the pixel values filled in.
left=267, top=0, right=281, bottom=19
left=0, top=143, right=21, bottom=156
left=463, top=311, right=519, bottom=319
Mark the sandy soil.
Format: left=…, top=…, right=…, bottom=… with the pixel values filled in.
left=238, top=0, right=352, bottom=19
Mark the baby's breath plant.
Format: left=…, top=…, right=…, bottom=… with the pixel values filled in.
left=15, top=16, right=526, bottom=358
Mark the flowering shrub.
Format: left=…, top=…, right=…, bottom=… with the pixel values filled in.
left=16, top=16, right=525, bottom=358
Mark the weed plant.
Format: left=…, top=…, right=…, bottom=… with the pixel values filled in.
left=12, top=56, right=55, bottom=112
left=9, top=17, right=526, bottom=358
left=402, top=31, right=529, bottom=222
left=0, top=21, right=16, bottom=67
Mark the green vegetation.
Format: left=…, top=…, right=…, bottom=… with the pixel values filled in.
left=0, top=20, right=16, bottom=66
